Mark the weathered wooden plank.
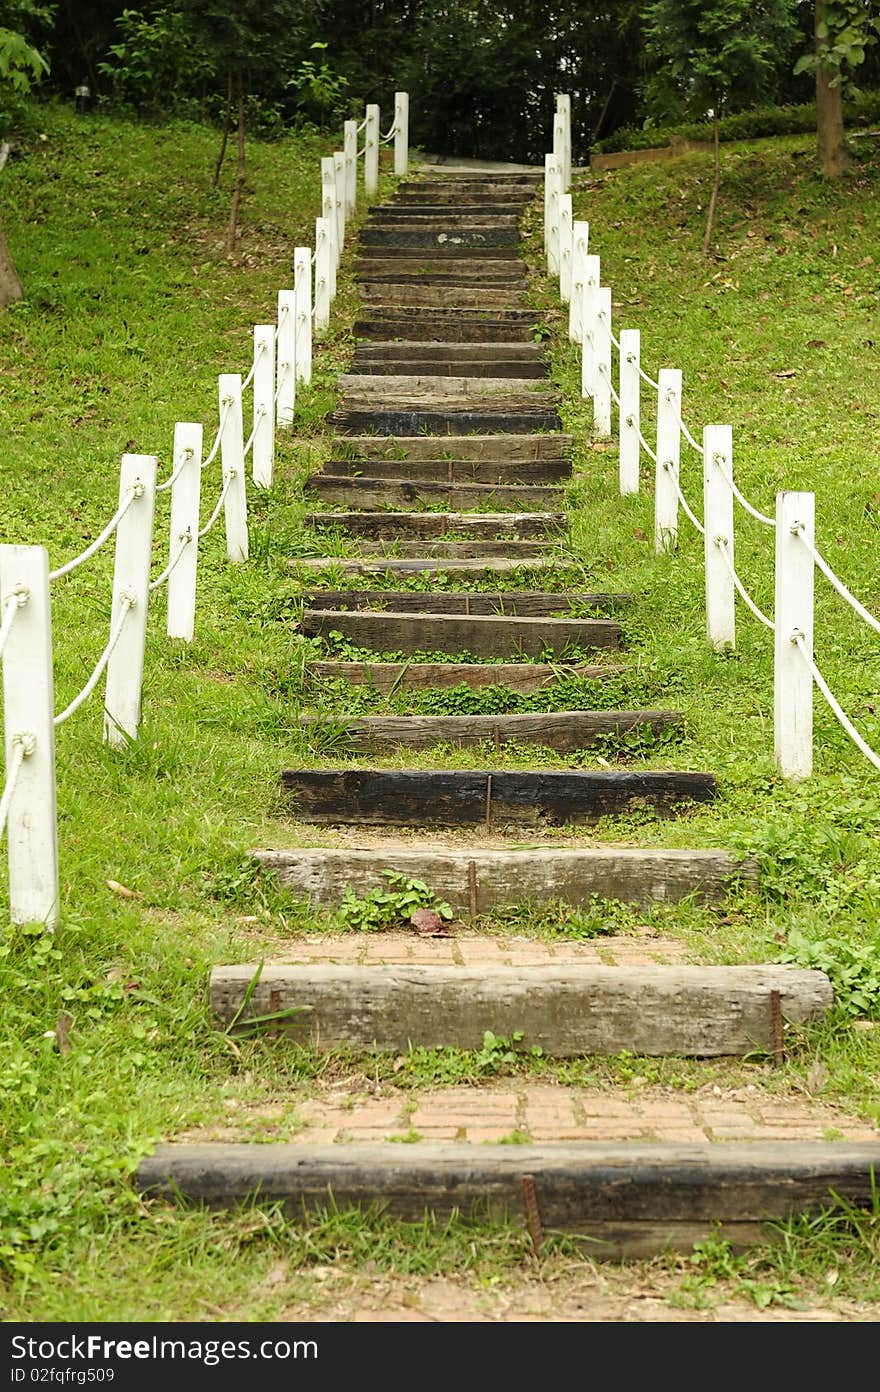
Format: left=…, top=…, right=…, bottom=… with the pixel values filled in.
left=253, top=844, right=756, bottom=909
left=211, top=963, right=830, bottom=1056
left=352, top=342, right=545, bottom=361
left=334, top=434, right=571, bottom=460
left=354, top=317, right=537, bottom=342
left=356, top=306, right=539, bottom=326
left=304, top=661, right=622, bottom=693
left=319, top=459, right=571, bottom=484
left=357, top=286, right=526, bottom=309
left=304, top=512, right=565, bottom=539
left=354, top=247, right=523, bottom=263
left=280, top=769, right=716, bottom=826
left=328, top=407, right=562, bottom=435
left=369, top=207, right=522, bottom=219
left=339, top=541, right=559, bottom=559
left=137, top=1141, right=880, bottom=1256
left=339, top=374, right=554, bottom=397
left=299, top=591, right=630, bottom=616
left=359, top=228, right=520, bottom=248
left=349, top=359, right=549, bottom=379
left=354, top=260, right=528, bottom=281
left=306, top=479, right=562, bottom=511
left=299, top=709, right=682, bottom=753
left=302, top=609, right=619, bottom=656
left=356, top=272, right=529, bottom=289
left=291, top=558, right=569, bottom=577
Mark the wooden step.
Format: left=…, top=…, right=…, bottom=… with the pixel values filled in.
left=298, top=709, right=683, bottom=754
left=357, top=286, right=526, bottom=309
left=354, top=260, right=528, bottom=281
left=305, top=512, right=564, bottom=539
left=304, top=661, right=622, bottom=693
left=367, top=211, right=522, bottom=225
left=352, top=342, right=545, bottom=362
left=354, top=246, right=523, bottom=263
left=299, top=591, right=629, bottom=616
left=254, top=845, right=755, bottom=909
left=319, top=458, right=571, bottom=484
left=359, top=228, right=520, bottom=249
left=339, top=374, right=555, bottom=398
left=354, top=315, right=540, bottom=343
left=348, top=358, right=548, bottom=379
left=335, top=434, right=571, bottom=461
left=301, top=609, right=619, bottom=657
left=138, top=1141, right=880, bottom=1258
left=291, top=557, right=571, bottom=577
left=210, top=963, right=830, bottom=1057
left=280, top=768, right=716, bottom=826
left=328, top=406, right=562, bottom=435
left=253, top=844, right=756, bottom=909
left=324, top=541, right=559, bottom=560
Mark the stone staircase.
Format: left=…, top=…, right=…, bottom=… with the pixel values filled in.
left=139, top=167, right=880, bottom=1258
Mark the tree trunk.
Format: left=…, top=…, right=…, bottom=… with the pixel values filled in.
left=702, top=108, right=721, bottom=255
left=815, top=0, right=848, bottom=177
left=0, top=219, right=23, bottom=309
left=212, top=64, right=233, bottom=189
left=225, top=73, right=246, bottom=256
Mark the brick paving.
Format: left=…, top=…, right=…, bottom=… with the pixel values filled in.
left=182, top=1081, right=878, bottom=1146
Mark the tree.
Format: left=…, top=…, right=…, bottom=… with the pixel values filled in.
left=794, top=0, right=878, bottom=176
left=0, top=4, right=52, bottom=307
left=642, top=0, right=798, bottom=252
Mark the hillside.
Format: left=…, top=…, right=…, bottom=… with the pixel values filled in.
left=1, top=111, right=879, bottom=1319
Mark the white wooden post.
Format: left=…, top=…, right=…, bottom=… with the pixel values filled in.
left=394, top=91, right=409, bottom=176
left=314, top=217, right=331, bottom=336
left=580, top=253, right=600, bottom=400
left=655, top=369, right=682, bottom=552
left=104, top=453, right=157, bottom=747
left=556, top=93, right=572, bottom=189
left=365, top=104, right=380, bottom=198
left=619, top=329, right=640, bottom=496
left=321, top=157, right=338, bottom=286
left=0, top=544, right=58, bottom=926
left=252, top=324, right=275, bottom=488
left=276, top=289, right=296, bottom=427
left=558, top=194, right=573, bottom=304
left=774, top=490, right=815, bottom=781
left=343, top=119, right=358, bottom=214
left=553, top=109, right=567, bottom=192
left=167, top=422, right=202, bottom=642
left=593, top=287, right=612, bottom=439
left=333, top=150, right=346, bottom=254
left=703, top=424, right=735, bottom=651
left=219, top=374, right=248, bottom=563
left=545, top=155, right=562, bottom=275
left=293, top=247, right=312, bottom=385
left=569, top=219, right=589, bottom=343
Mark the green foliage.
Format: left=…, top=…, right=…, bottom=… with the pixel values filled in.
left=97, top=7, right=212, bottom=111
left=642, top=0, right=800, bottom=117
left=287, top=41, right=348, bottom=128
left=0, top=4, right=50, bottom=131
left=795, top=0, right=879, bottom=90
left=783, top=931, right=880, bottom=1018
left=337, top=870, right=454, bottom=932
left=595, top=91, right=880, bottom=152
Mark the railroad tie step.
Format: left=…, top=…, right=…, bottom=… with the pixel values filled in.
left=334, top=434, right=572, bottom=461
left=298, top=590, right=631, bottom=616
left=252, top=843, right=756, bottom=910
left=300, top=608, right=620, bottom=657
left=327, top=407, right=563, bottom=436
left=304, top=540, right=562, bottom=560
left=297, top=709, right=683, bottom=754
left=279, top=768, right=716, bottom=826
left=305, top=477, right=565, bottom=508
left=303, top=660, right=626, bottom=693
left=290, top=557, right=575, bottom=577
left=209, top=963, right=831, bottom=1057
left=318, top=458, right=571, bottom=484
left=338, top=374, right=557, bottom=397
left=137, top=1140, right=880, bottom=1258
left=303, top=512, right=565, bottom=539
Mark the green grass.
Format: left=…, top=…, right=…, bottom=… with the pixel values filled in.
left=1, top=109, right=880, bottom=1317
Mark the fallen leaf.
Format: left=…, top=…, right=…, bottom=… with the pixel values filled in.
left=107, top=879, right=141, bottom=899
left=410, top=908, right=453, bottom=937
left=806, top=339, right=827, bottom=349
left=55, top=1013, right=72, bottom=1057
left=825, top=1269, right=839, bottom=1287
left=632, top=528, right=648, bottom=542
left=774, top=369, right=798, bottom=379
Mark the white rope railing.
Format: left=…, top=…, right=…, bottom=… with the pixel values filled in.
left=242, top=408, right=265, bottom=458
left=201, top=401, right=232, bottom=473
left=240, top=339, right=267, bottom=393
left=663, top=460, right=705, bottom=535
left=357, top=144, right=368, bottom=158
left=794, top=633, right=880, bottom=774
left=156, top=446, right=194, bottom=495
left=631, top=415, right=658, bottom=464
left=356, top=117, right=367, bottom=133
left=198, top=471, right=236, bottom=541
left=0, top=735, right=27, bottom=841
left=715, top=537, right=775, bottom=630
left=713, top=454, right=776, bottom=528
left=793, top=528, right=880, bottom=637
left=0, top=591, right=23, bottom=660
left=380, top=123, right=397, bottom=143
left=53, top=595, right=134, bottom=727
left=597, top=360, right=622, bottom=408
left=148, top=533, right=191, bottom=594
left=596, top=310, right=621, bottom=353
left=634, top=359, right=661, bottom=391
left=48, top=489, right=137, bottom=582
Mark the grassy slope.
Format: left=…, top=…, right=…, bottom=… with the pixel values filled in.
left=0, top=111, right=879, bottom=1316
